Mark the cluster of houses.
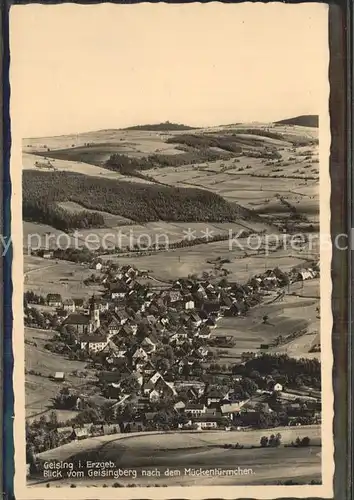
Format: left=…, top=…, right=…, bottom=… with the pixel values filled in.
left=42, top=260, right=320, bottom=356
left=28, top=261, right=321, bottom=433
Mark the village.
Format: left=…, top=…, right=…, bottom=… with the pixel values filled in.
left=25, top=256, right=321, bottom=462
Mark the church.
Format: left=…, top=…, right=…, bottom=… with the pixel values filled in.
left=63, top=295, right=101, bottom=335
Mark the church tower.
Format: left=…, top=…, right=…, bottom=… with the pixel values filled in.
left=89, top=295, right=100, bottom=331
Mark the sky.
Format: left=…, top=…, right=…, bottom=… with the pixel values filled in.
left=10, top=3, right=329, bottom=138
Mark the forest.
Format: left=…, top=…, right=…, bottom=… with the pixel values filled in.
left=122, top=121, right=196, bottom=131
left=105, top=148, right=231, bottom=174
left=275, top=115, right=319, bottom=128
left=166, top=133, right=243, bottom=153
left=235, top=353, right=321, bottom=389
left=23, top=170, right=243, bottom=229
left=24, top=198, right=105, bottom=231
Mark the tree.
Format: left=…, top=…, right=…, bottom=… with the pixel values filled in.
left=262, top=315, right=269, bottom=324
left=119, top=375, right=140, bottom=395
left=240, top=377, right=258, bottom=396
left=274, top=432, right=282, bottom=447
left=48, top=411, right=59, bottom=430
left=260, top=436, right=268, bottom=447
left=301, top=436, right=311, bottom=447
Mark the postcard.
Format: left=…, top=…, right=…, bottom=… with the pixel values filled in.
left=9, top=2, right=333, bottom=498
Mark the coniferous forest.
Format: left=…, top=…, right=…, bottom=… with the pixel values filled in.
left=23, top=170, right=245, bottom=230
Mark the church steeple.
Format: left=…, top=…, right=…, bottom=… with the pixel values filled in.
left=90, top=295, right=100, bottom=330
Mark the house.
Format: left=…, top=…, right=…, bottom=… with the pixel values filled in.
left=132, top=346, right=149, bottom=361
left=184, top=404, right=206, bottom=416
left=136, top=359, right=156, bottom=374
left=171, top=329, right=188, bottom=342
left=80, top=333, right=108, bottom=352
left=149, top=389, right=160, bottom=402
left=56, top=309, right=69, bottom=322
left=294, top=268, right=314, bottom=281
left=197, top=325, right=211, bottom=339
left=101, top=342, right=126, bottom=360
left=115, top=310, right=129, bottom=325
left=63, top=299, right=76, bottom=313
left=52, top=371, right=65, bottom=382
left=205, top=317, right=217, bottom=328
left=168, top=291, right=182, bottom=303
left=110, top=283, right=128, bottom=300
left=74, top=298, right=84, bottom=309
left=220, top=402, right=247, bottom=417
left=269, top=381, right=283, bottom=392
left=121, top=421, right=144, bottom=433
left=195, top=419, right=218, bottom=430
left=205, top=387, right=229, bottom=406
left=121, top=265, right=137, bottom=278
left=42, top=250, right=53, bottom=259
left=47, top=293, right=62, bottom=308
left=185, top=300, right=195, bottom=310
left=143, top=372, right=163, bottom=394
left=154, top=378, right=177, bottom=398
left=95, top=262, right=103, bottom=272
left=241, top=352, right=257, bottom=362
left=205, top=407, right=222, bottom=418
left=174, top=400, right=186, bottom=411
left=197, top=346, right=209, bottom=359
left=141, top=337, right=157, bottom=353
left=70, top=427, right=89, bottom=441
left=108, top=317, right=121, bottom=336
left=189, top=312, right=202, bottom=327
left=119, top=324, right=134, bottom=338
left=96, top=298, right=110, bottom=312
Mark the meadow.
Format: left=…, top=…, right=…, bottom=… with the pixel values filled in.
left=24, top=255, right=103, bottom=299
left=34, top=426, right=321, bottom=486
left=211, top=293, right=320, bottom=363
left=25, top=327, right=97, bottom=418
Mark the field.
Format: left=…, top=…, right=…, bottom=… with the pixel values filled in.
left=25, top=327, right=98, bottom=418
left=100, top=238, right=315, bottom=283
left=24, top=255, right=103, bottom=299
left=23, top=129, right=186, bottom=158
left=33, top=426, right=321, bottom=486
left=146, top=167, right=318, bottom=222
left=211, top=291, right=320, bottom=363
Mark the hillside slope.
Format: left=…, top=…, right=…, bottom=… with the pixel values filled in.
left=275, top=115, right=319, bottom=128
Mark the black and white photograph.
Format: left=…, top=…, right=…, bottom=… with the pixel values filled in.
left=10, top=3, right=333, bottom=498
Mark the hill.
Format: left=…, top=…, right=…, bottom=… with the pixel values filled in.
left=275, top=115, right=319, bottom=128
left=122, top=121, right=196, bottom=131
left=22, top=170, right=256, bottom=229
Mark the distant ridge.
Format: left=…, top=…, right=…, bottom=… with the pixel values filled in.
left=123, top=121, right=196, bottom=131
left=275, top=115, right=319, bottom=128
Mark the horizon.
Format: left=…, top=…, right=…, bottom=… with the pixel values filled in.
left=22, top=114, right=319, bottom=140
left=11, top=3, right=328, bottom=138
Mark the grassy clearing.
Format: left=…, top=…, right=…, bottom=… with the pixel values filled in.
left=25, top=327, right=96, bottom=418
left=24, top=255, right=103, bottom=299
